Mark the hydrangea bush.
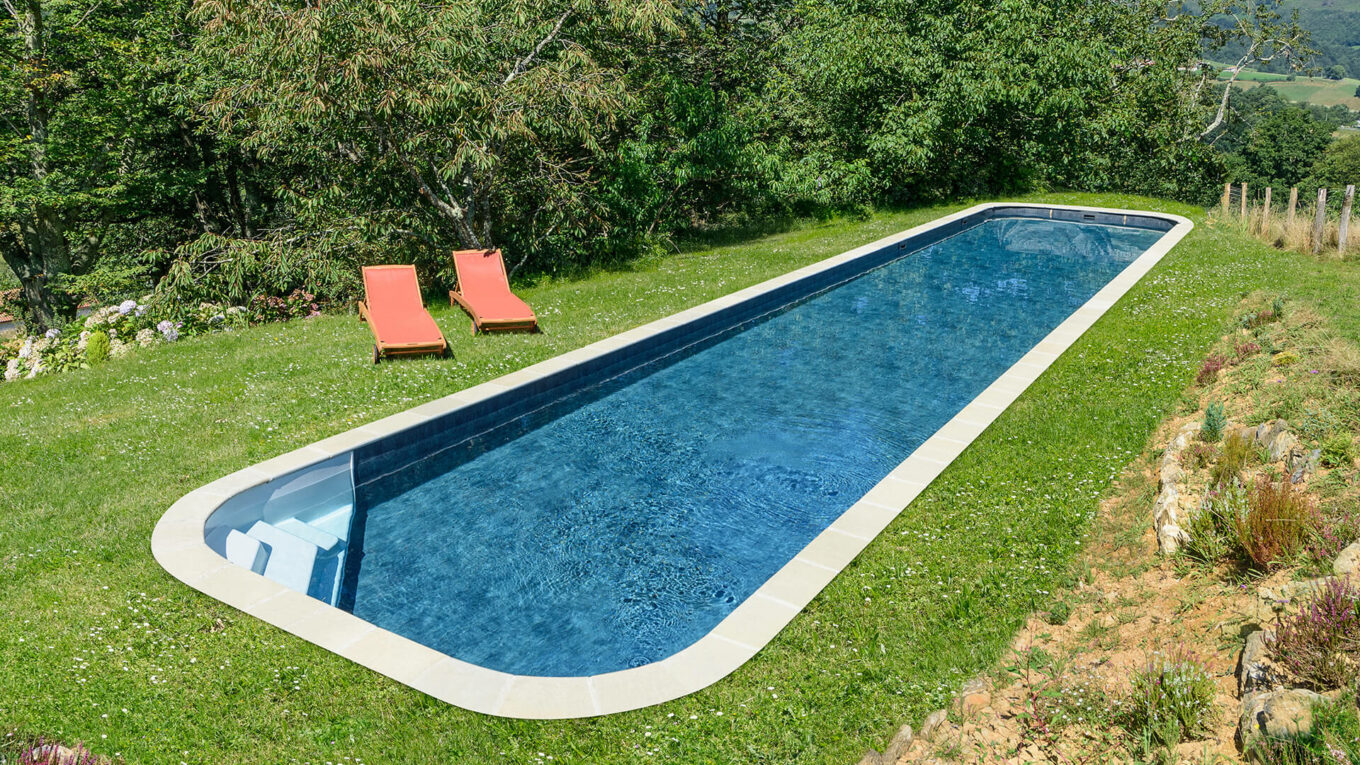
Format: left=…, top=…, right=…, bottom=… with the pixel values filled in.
left=1, top=289, right=321, bottom=385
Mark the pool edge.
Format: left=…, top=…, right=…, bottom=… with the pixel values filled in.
left=151, top=202, right=1195, bottom=719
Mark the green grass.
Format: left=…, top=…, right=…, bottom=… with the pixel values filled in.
left=4, top=192, right=1360, bottom=764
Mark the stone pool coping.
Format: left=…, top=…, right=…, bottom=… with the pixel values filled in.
left=152, top=202, right=1194, bottom=719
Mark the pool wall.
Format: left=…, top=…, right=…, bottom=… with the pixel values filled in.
left=152, top=203, right=1193, bottom=719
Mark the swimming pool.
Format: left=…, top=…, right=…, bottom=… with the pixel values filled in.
left=154, top=203, right=1192, bottom=718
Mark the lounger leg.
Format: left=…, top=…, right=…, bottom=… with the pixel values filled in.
left=373, top=345, right=380, bottom=364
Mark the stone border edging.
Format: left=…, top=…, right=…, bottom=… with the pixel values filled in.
left=152, top=203, right=1194, bottom=720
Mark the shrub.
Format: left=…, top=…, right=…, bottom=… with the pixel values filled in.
left=1234, top=478, right=1319, bottom=570
left=11, top=737, right=105, bottom=764
left=1184, top=441, right=1217, bottom=469
left=1123, top=650, right=1217, bottom=748
left=1211, top=432, right=1253, bottom=488
left=1307, top=502, right=1360, bottom=568
left=85, top=331, right=110, bottom=365
left=1320, top=434, right=1357, bottom=469
left=1273, top=351, right=1300, bottom=367
left=1241, top=308, right=1279, bottom=330
left=1268, top=577, right=1360, bottom=690
left=1234, top=340, right=1261, bottom=363
left=1183, top=481, right=1249, bottom=565
left=1196, top=354, right=1227, bottom=386
left=1201, top=401, right=1227, bottom=443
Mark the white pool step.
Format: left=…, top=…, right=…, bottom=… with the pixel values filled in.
left=237, top=521, right=320, bottom=594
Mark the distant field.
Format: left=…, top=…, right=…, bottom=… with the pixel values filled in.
left=1224, top=70, right=1360, bottom=110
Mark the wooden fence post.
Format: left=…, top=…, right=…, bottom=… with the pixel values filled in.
left=1313, top=187, right=1329, bottom=254
left=1262, top=187, right=1272, bottom=235
left=1222, top=183, right=1232, bottom=217
left=1340, top=185, right=1356, bottom=253
left=1240, top=182, right=1249, bottom=221
left=1288, top=187, right=1299, bottom=228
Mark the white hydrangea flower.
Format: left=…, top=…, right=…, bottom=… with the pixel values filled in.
left=135, top=328, right=156, bottom=347
left=17, top=338, right=32, bottom=359
left=4, top=358, right=20, bottom=382
left=25, top=358, right=43, bottom=378
left=110, top=339, right=130, bottom=358
left=118, top=299, right=137, bottom=315
left=77, top=331, right=90, bottom=351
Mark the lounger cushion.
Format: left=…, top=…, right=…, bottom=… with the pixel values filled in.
left=453, top=251, right=536, bottom=321
left=363, top=266, right=446, bottom=346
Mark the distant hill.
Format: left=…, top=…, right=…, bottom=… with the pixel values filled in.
left=1240, top=0, right=1360, bottom=77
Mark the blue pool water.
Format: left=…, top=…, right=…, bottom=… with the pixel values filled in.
left=343, top=218, right=1165, bottom=676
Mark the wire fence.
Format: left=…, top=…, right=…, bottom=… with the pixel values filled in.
left=1215, top=182, right=1360, bottom=258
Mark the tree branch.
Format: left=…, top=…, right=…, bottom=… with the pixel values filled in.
left=504, top=9, right=571, bottom=86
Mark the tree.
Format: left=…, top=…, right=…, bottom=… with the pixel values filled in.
left=1324, top=64, right=1348, bottom=80
left=187, top=0, right=678, bottom=277
left=1308, top=135, right=1360, bottom=188
left=1237, top=107, right=1334, bottom=188
left=0, top=0, right=201, bottom=331
left=1183, top=0, right=1314, bottom=140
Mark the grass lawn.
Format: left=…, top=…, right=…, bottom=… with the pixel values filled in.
left=4, top=192, right=1360, bottom=764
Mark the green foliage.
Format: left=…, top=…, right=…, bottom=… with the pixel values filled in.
left=1123, top=651, right=1217, bottom=749
left=85, top=331, right=110, bottom=365
left=1320, top=433, right=1357, bottom=468
left=1212, top=432, right=1254, bottom=488
left=1045, top=599, right=1071, bottom=626
left=1183, top=480, right=1249, bottom=565
left=1236, top=108, right=1335, bottom=189
left=1308, top=136, right=1360, bottom=190
left=1202, top=401, right=1228, bottom=442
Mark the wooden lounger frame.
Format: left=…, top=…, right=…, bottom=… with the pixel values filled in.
left=358, top=265, right=448, bottom=363
left=448, top=249, right=539, bottom=335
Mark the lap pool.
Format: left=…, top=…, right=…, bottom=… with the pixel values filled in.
left=153, top=204, right=1192, bottom=718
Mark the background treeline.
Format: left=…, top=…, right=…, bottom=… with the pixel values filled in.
left=0, top=0, right=1307, bottom=331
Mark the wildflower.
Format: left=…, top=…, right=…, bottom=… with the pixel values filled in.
left=118, top=299, right=137, bottom=315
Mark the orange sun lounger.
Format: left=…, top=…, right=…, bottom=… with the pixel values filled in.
left=357, top=265, right=449, bottom=363
left=448, top=249, right=539, bottom=334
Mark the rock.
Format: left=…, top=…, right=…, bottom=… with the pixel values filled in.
left=1238, top=630, right=1278, bottom=696
left=1255, top=419, right=1290, bottom=448
left=955, top=690, right=991, bottom=718
left=1240, top=688, right=1325, bottom=745
left=919, top=709, right=950, bottom=742
left=883, top=724, right=914, bottom=763
left=1268, top=431, right=1299, bottom=463
left=1161, top=462, right=1183, bottom=487
left=952, top=678, right=992, bottom=719
left=1336, top=542, right=1360, bottom=578
left=1232, top=425, right=1258, bottom=444
left=856, top=751, right=882, bottom=765
left=1288, top=448, right=1320, bottom=483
